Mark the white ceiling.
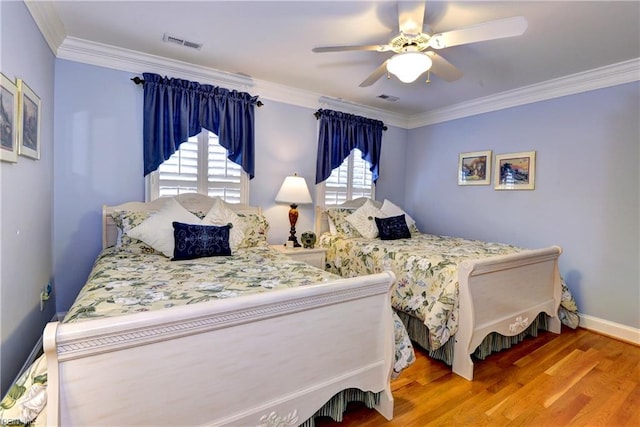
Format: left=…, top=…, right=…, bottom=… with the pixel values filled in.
left=28, top=1, right=640, bottom=123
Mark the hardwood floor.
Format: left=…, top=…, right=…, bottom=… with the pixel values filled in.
left=315, top=327, right=640, bottom=426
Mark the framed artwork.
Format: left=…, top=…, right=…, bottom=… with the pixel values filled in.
left=0, top=73, right=19, bottom=163
left=494, top=151, right=536, bottom=190
left=458, top=150, right=491, bottom=185
left=17, top=79, right=41, bottom=160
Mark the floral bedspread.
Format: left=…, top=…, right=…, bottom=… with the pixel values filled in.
left=63, top=246, right=415, bottom=375
left=320, top=233, right=579, bottom=350
left=64, top=246, right=339, bottom=322
left=0, top=246, right=416, bottom=427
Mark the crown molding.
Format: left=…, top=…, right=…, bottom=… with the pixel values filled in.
left=251, top=79, right=408, bottom=128
left=55, top=37, right=408, bottom=128
left=407, top=58, right=640, bottom=129
left=26, top=3, right=640, bottom=131
left=24, top=0, right=66, bottom=55
left=57, top=37, right=256, bottom=90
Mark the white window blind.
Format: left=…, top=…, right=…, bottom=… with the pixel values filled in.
left=148, top=130, right=247, bottom=203
left=323, top=149, right=374, bottom=206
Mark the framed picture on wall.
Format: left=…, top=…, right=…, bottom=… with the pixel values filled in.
left=17, top=79, right=41, bottom=160
left=0, top=73, right=19, bottom=163
left=494, top=151, right=536, bottom=190
left=458, top=150, right=491, bottom=185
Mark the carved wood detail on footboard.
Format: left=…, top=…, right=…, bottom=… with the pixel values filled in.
left=453, top=246, right=563, bottom=380
left=44, top=272, right=396, bottom=426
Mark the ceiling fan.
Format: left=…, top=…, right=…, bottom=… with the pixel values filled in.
left=312, top=2, right=528, bottom=87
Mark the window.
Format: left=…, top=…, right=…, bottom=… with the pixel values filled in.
left=147, top=130, right=248, bottom=203
left=320, top=149, right=375, bottom=206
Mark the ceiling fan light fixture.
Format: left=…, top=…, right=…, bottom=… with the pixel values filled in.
left=386, top=52, right=432, bottom=83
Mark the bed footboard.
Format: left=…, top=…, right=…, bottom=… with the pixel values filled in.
left=453, top=246, right=562, bottom=380
left=44, top=272, right=396, bottom=426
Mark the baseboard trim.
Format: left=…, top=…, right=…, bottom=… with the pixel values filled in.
left=579, top=313, right=640, bottom=346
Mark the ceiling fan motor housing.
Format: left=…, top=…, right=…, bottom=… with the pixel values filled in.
left=391, top=33, right=431, bottom=53
left=312, top=2, right=528, bottom=87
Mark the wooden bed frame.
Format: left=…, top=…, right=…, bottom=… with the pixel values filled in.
left=315, top=200, right=562, bottom=381
left=43, top=194, right=397, bottom=426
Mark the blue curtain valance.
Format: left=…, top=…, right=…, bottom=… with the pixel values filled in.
left=142, top=72, right=259, bottom=178
left=315, top=109, right=384, bottom=184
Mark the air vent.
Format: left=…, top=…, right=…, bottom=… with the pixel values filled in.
left=377, top=94, right=399, bottom=102
left=162, top=33, right=203, bottom=50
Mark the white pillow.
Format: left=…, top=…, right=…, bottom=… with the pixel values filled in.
left=380, top=199, right=416, bottom=230
left=346, top=199, right=383, bottom=239
left=322, top=208, right=338, bottom=235
left=201, top=197, right=245, bottom=252
left=128, top=198, right=202, bottom=257
left=328, top=216, right=337, bottom=235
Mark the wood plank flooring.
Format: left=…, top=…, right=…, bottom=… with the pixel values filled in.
left=315, top=327, right=640, bottom=426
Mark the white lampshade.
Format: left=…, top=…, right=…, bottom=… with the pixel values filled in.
left=275, top=174, right=312, bottom=205
left=386, top=51, right=433, bottom=83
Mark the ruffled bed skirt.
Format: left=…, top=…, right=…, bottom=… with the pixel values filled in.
left=301, top=388, right=380, bottom=426
left=395, top=310, right=548, bottom=365
left=300, top=312, right=549, bottom=425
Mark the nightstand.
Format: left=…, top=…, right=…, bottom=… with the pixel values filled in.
left=270, top=245, right=327, bottom=270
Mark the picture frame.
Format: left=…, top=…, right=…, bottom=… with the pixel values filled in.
left=17, top=79, right=41, bottom=160
left=0, top=73, right=19, bottom=163
left=494, top=151, right=536, bottom=190
left=458, top=150, right=492, bottom=185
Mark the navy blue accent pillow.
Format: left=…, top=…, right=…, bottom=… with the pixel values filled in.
left=375, top=214, right=411, bottom=240
left=172, top=222, right=231, bottom=260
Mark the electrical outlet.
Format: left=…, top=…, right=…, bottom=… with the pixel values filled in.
left=40, top=282, right=52, bottom=311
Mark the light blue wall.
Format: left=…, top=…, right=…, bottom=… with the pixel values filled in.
left=53, top=60, right=144, bottom=314
left=251, top=99, right=320, bottom=244
left=405, top=82, right=640, bottom=329
left=375, top=125, right=408, bottom=210
left=52, top=59, right=408, bottom=312
left=0, top=1, right=56, bottom=394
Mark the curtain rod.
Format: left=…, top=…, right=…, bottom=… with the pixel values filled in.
left=313, top=110, right=387, bottom=131
left=131, top=77, right=263, bottom=107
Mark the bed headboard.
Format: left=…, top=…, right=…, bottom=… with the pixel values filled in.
left=314, top=197, right=382, bottom=237
left=102, top=193, right=262, bottom=249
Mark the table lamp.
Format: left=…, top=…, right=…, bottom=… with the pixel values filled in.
left=275, top=173, right=312, bottom=247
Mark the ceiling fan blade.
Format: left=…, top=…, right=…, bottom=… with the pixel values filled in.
left=312, top=44, right=392, bottom=53
left=397, top=1, right=426, bottom=35
left=426, top=51, right=463, bottom=82
left=429, top=16, right=528, bottom=49
left=359, top=60, right=390, bottom=87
